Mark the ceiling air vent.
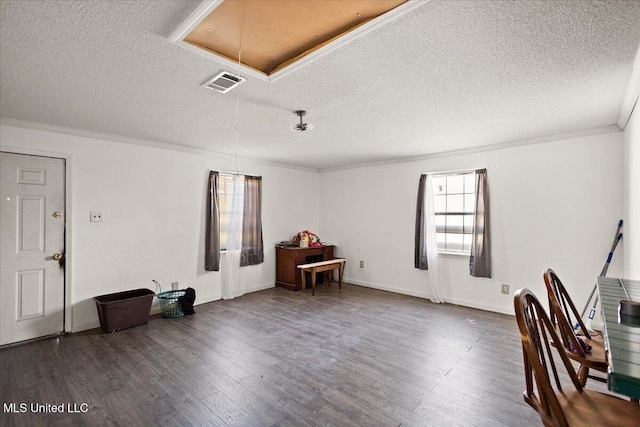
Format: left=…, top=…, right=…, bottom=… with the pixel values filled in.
left=203, top=71, right=245, bottom=93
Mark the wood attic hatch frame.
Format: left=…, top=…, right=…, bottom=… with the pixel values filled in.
left=169, top=0, right=426, bottom=82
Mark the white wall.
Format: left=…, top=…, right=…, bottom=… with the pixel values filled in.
left=1, top=123, right=320, bottom=332
left=1, top=121, right=628, bottom=330
left=319, top=132, right=625, bottom=315
left=624, top=105, right=640, bottom=280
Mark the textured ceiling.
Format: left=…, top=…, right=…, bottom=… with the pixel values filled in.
left=1, top=0, right=640, bottom=170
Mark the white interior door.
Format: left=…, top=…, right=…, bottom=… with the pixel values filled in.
left=0, top=152, right=66, bottom=346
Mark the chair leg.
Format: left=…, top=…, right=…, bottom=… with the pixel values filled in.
left=577, top=365, right=590, bottom=386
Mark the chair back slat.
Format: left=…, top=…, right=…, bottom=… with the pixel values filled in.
left=515, top=288, right=584, bottom=427
left=543, top=269, right=591, bottom=360
left=548, top=269, right=592, bottom=339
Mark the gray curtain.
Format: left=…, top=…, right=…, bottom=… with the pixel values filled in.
left=470, top=168, right=491, bottom=277
left=205, top=171, right=221, bottom=271
left=240, top=175, right=264, bottom=266
left=414, top=174, right=429, bottom=270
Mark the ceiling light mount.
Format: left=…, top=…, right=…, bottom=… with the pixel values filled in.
left=292, top=110, right=313, bottom=132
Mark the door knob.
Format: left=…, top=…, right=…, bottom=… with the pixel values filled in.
left=52, top=253, right=62, bottom=261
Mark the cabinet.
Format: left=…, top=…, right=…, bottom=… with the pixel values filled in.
left=275, top=245, right=334, bottom=291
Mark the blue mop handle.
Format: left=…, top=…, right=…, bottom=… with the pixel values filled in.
left=581, top=220, right=623, bottom=318
left=601, top=232, right=623, bottom=277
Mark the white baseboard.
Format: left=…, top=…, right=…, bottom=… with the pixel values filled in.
left=245, top=282, right=275, bottom=293
left=346, top=278, right=431, bottom=299
left=345, top=277, right=514, bottom=316
left=442, top=297, right=513, bottom=316
left=71, top=320, right=101, bottom=333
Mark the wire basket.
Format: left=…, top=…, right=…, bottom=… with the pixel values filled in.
left=156, top=289, right=186, bottom=318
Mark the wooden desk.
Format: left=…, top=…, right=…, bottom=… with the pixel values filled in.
left=597, top=276, right=640, bottom=400
left=275, top=245, right=334, bottom=291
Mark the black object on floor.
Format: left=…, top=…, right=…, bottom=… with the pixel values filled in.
left=178, top=287, right=196, bottom=315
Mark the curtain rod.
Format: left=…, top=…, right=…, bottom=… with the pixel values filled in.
left=426, top=167, right=485, bottom=176
left=219, top=170, right=248, bottom=176
left=218, top=170, right=261, bottom=178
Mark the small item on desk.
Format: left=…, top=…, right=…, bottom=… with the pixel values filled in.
left=619, top=299, right=640, bottom=327
left=291, top=230, right=322, bottom=247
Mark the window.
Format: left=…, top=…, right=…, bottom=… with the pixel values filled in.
left=415, top=169, right=490, bottom=276
left=206, top=171, right=264, bottom=272
left=431, top=172, right=476, bottom=253
left=217, top=173, right=244, bottom=250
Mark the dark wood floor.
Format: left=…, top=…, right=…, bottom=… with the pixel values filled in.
left=1, top=283, right=569, bottom=426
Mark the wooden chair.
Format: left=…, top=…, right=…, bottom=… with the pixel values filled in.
left=543, top=269, right=607, bottom=386
left=514, top=288, right=639, bottom=427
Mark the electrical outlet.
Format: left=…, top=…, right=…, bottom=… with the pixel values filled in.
left=90, top=212, right=103, bottom=222
left=359, top=261, right=364, bottom=268
left=501, top=284, right=510, bottom=295
left=171, top=281, right=179, bottom=290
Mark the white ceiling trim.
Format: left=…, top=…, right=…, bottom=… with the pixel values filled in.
left=0, top=118, right=319, bottom=172
left=168, top=0, right=429, bottom=82
left=168, top=0, right=225, bottom=42
left=1, top=118, right=620, bottom=175
left=318, top=125, right=621, bottom=173
left=617, top=45, right=640, bottom=130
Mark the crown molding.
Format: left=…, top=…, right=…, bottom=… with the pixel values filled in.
left=1, top=119, right=621, bottom=175
left=318, top=125, right=621, bottom=173
left=617, top=45, right=640, bottom=130
left=0, top=118, right=319, bottom=173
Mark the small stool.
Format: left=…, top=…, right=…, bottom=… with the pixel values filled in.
left=297, top=258, right=346, bottom=296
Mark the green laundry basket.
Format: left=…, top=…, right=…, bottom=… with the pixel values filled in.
left=156, top=289, right=186, bottom=318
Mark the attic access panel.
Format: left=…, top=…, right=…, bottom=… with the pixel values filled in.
left=170, top=0, right=424, bottom=81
